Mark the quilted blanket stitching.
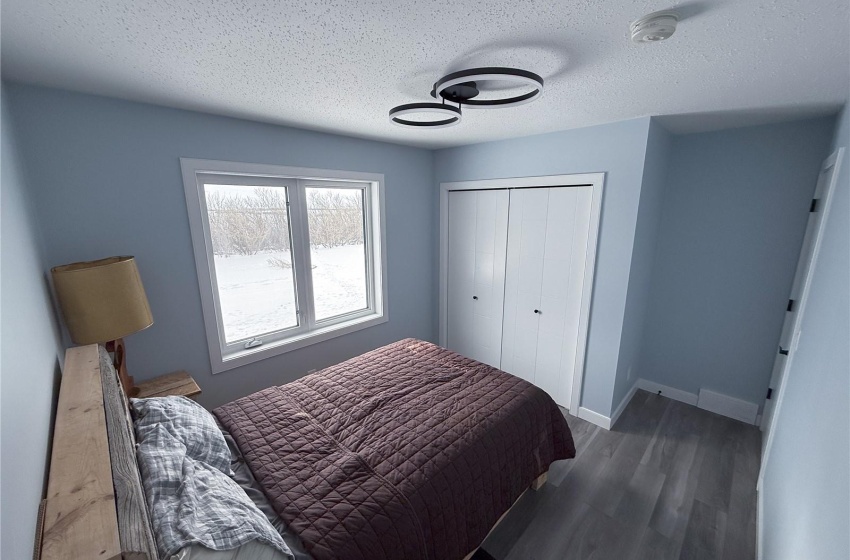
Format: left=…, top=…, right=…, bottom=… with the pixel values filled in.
left=215, top=339, right=575, bottom=560
left=274, top=386, right=431, bottom=559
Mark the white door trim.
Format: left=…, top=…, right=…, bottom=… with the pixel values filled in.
left=755, top=147, right=844, bottom=559
left=439, top=172, right=605, bottom=415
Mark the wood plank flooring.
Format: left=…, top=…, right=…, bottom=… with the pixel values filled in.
left=479, top=390, right=761, bottom=560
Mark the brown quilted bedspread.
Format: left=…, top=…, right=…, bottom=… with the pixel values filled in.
left=214, top=339, right=575, bottom=560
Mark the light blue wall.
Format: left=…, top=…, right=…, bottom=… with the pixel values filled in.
left=0, top=84, right=65, bottom=560
left=435, top=118, right=652, bottom=416
left=761, top=106, right=849, bottom=560
left=4, top=76, right=845, bottom=559
left=5, top=83, right=437, bottom=409
left=636, top=117, right=835, bottom=407
left=611, top=119, right=672, bottom=413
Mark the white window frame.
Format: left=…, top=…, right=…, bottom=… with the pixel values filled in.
left=181, top=158, right=388, bottom=373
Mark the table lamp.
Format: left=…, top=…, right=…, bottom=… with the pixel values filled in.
left=51, top=256, right=153, bottom=396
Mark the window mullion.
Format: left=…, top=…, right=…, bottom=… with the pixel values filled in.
left=364, top=182, right=381, bottom=315
left=290, top=180, right=316, bottom=331
left=363, top=186, right=376, bottom=313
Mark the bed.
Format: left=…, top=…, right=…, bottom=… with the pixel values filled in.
left=37, top=338, right=575, bottom=560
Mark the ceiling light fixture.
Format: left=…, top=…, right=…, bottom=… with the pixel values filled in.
left=630, top=10, right=679, bottom=43
left=431, top=67, right=544, bottom=108
left=389, top=102, right=462, bottom=128
left=389, top=66, right=544, bottom=129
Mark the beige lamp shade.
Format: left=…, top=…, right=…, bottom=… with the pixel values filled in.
left=51, top=256, right=154, bottom=344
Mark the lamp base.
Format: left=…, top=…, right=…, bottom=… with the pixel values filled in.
left=106, top=338, right=140, bottom=397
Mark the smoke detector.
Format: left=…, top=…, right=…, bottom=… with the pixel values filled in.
left=630, top=10, right=679, bottom=43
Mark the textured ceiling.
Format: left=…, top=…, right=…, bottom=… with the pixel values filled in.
left=1, top=0, right=848, bottom=148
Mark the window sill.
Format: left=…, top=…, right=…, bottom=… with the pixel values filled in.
left=212, top=312, right=388, bottom=374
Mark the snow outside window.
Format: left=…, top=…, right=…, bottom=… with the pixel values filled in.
left=181, top=160, right=387, bottom=373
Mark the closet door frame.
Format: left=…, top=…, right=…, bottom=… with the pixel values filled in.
left=439, top=173, right=605, bottom=415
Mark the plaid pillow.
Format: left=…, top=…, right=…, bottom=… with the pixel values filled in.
left=136, top=424, right=291, bottom=559
left=132, top=396, right=232, bottom=476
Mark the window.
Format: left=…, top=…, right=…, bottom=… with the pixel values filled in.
left=181, top=159, right=387, bottom=373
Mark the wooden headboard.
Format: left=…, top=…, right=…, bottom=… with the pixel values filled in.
left=37, top=344, right=158, bottom=560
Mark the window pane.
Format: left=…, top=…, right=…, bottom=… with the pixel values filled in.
left=305, top=187, right=369, bottom=320
left=205, top=184, right=298, bottom=343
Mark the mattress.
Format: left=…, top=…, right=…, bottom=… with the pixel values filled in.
left=214, top=338, right=575, bottom=560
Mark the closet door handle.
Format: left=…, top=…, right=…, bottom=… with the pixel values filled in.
left=533, top=309, right=540, bottom=314
left=472, top=296, right=478, bottom=300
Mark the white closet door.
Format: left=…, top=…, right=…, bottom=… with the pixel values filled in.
left=501, top=186, right=593, bottom=408
left=536, top=187, right=593, bottom=406
left=500, top=188, right=549, bottom=381
left=446, top=189, right=509, bottom=368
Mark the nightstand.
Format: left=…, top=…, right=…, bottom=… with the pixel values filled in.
left=134, top=370, right=202, bottom=399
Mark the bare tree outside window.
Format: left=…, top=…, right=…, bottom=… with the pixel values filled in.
left=305, top=187, right=368, bottom=320
left=205, top=185, right=298, bottom=342
left=206, top=187, right=291, bottom=257
left=203, top=184, right=369, bottom=341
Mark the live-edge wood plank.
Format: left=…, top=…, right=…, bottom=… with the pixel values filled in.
left=41, top=345, right=122, bottom=560
left=135, top=370, right=200, bottom=398
left=99, top=347, right=158, bottom=559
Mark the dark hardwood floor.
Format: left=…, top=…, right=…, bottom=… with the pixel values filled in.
left=480, top=389, right=761, bottom=560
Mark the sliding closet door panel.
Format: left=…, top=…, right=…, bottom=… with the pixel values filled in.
left=447, top=189, right=508, bottom=368
left=471, top=190, right=509, bottom=366
left=534, top=186, right=593, bottom=405
left=534, top=187, right=578, bottom=401
left=448, top=192, right=475, bottom=356
left=557, top=186, right=593, bottom=405
left=500, top=191, right=520, bottom=376
left=501, top=188, right=549, bottom=381
left=517, top=190, right=548, bottom=293
left=501, top=185, right=594, bottom=408
left=535, top=293, right=569, bottom=400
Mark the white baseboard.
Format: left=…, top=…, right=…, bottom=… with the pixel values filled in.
left=578, top=407, right=611, bottom=430
left=609, top=381, right=639, bottom=429
left=635, top=378, right=699, bottom=406
left=577, top=380, right=761, bottom=431
left=634, top=378, right=760, bottom=425
left=697, top=388, right=759, bottom=425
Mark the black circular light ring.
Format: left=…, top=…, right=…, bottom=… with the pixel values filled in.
left=431, top=67, right=544, bottom=108
left=389, top=102, right=462, bottom=128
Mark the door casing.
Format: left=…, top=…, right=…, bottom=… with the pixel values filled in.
left=756, top=148, right=845, bottom=560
